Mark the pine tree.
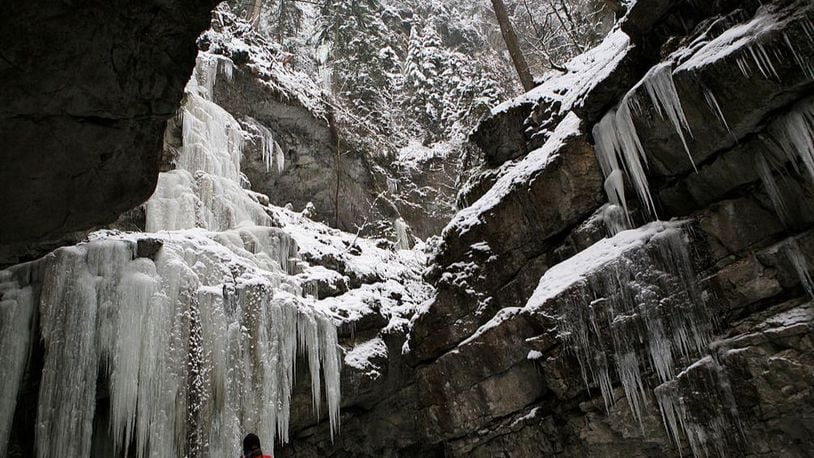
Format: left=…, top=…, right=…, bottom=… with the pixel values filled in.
left=319, top=0, right=398, bottom=122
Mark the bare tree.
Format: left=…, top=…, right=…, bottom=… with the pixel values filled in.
left=491, top=0, right=535, bottom=91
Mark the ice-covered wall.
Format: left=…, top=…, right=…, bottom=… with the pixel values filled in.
left=0, top=54, right=343, bottom=457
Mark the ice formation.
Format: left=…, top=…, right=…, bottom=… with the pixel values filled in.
left=767, top=96, right=814, bottom=183
left=654, top=356, right=743, bottom=458
left=0, top=53, right=345, bottom=456
left=0, top=270, right=34, bottom=454
left=592, top=63, right=697, bottom=217
left=146, top=56, right=274, bottom=232
left=1, top=235, right=341, bottom=458
left=526, top=222, right=711, bottom=428
left=246, top=116, right=285, bottom=174
left=785, top=239, right=814, bottom=298
left=755, top=153, right=792, bottom=223
left=756, top=96, right=814, bottom=224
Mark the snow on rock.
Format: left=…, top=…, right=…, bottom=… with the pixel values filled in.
left=445, top=112, right=583, bottom=235
left=344, top=337, right=388, bottom=379
left=490, top=30, right=632, bottom=116
left=462, top=220, right=712, bottom=431
left=674, top=3, right=814, bottom=77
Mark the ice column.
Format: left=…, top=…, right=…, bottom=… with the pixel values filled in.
left=4, top=233, right=341, bottom=458
left=0, top=268, right=35, bottom=455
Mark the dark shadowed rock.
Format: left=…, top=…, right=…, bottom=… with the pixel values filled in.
left=0, top=0, right=218, bottom=262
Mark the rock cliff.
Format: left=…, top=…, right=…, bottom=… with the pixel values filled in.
left=0, top=0, right=218, bottom=265
left=282, top=0, right=814, bottom=456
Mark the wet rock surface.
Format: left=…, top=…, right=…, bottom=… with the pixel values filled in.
left=0, top=0, right=218, bottom=264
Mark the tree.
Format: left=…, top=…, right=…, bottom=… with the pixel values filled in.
left=490, top=0, right=535, bottom=91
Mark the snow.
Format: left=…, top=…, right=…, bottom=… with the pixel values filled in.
left=445, top=112, right=583, bottom=235
left=345, top=338, right=388, bottom=372
left=527, top=350, right=543, bottom=360
left=491, top=30, right=632, bottom=116
left=397, top=139, right=456, bottom=165
left=675, top=4, right=813, bottom=75
left=526, top=221, right=685, bottom=309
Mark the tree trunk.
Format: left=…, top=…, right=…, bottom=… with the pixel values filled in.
left=491, top=0, right=535, bottom=91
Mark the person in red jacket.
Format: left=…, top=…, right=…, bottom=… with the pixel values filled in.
left=242, top=433, right=272, bottom=458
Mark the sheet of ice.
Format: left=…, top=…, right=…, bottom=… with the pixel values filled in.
left=0, top=269, right=35, bottom=454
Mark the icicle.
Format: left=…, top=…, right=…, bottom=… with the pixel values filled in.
left=654, top=355, right=743, bottom=458
left=593, top=102, right=656, bottom=217
left=644, top=64, right=696, bottom=171
left=767, top=97, right=814, bottom=182
left=556, top=224, right=711, bottom=425
left=194, top=54, right=235, bottom=102
left=703, top=88, right=731, bottom=133
left=756, top=152, right=792, bottom=223
left=747, top=42, right=780, bottom=80
left=246, top=116, right=284, bottom=174
left=785, top=239, right=814, bottom=298
left=386, top=177, right=399, bottom=193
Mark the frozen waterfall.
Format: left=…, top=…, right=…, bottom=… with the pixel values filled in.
left=0, top=53, right=342, bottom=457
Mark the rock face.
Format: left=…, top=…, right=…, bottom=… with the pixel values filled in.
left=282, top=0, right=814, bottom=456
left=0, top=0, right=218, bottom=265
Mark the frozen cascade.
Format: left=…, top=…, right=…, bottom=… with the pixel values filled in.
left=145, top=56, right=273, bottom=232
left=555, top=225, right=711, bottom=427
left=394, top=218, right=411, bottom=250
left=0, top=269, right=35, bottom=455
left=0, top=233, right=341, bottom=458
left=0, top=52, right=343, bottom=457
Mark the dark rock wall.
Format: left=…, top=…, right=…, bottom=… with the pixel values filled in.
left=0, top=0, right=218, bottom=264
